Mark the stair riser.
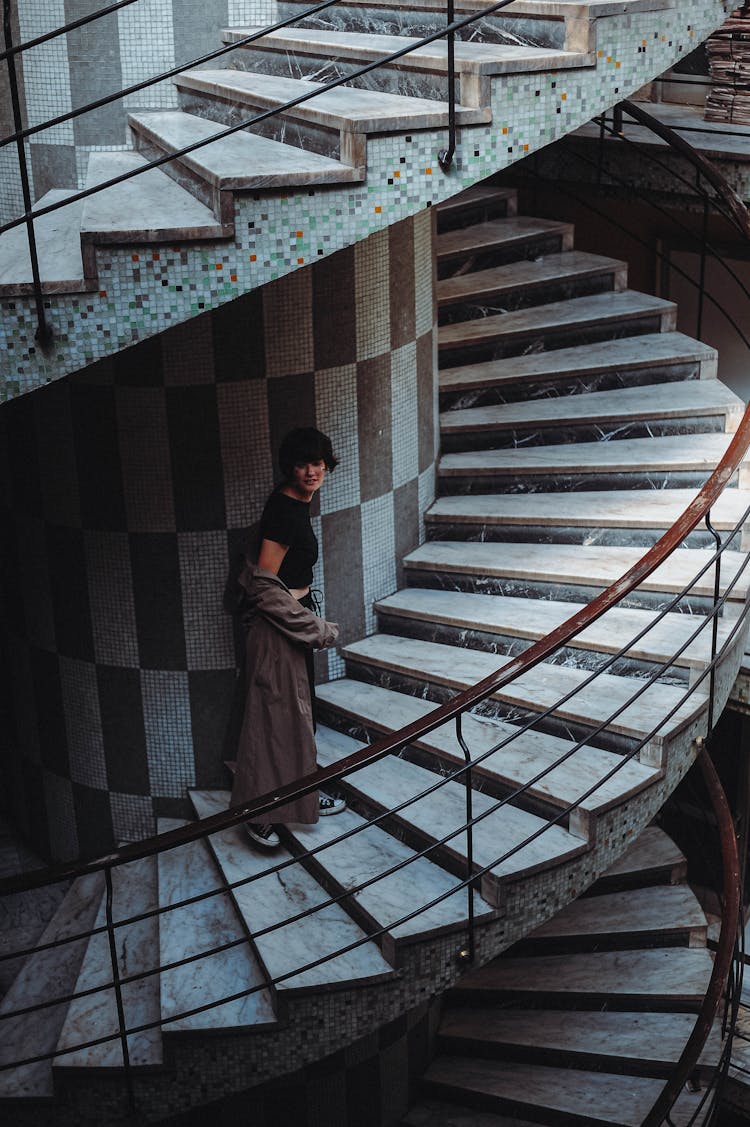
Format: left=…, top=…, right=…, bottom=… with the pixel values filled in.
left=510, top=930, right=705, bottom=958
left=444, top=988, right=705, bottom=1014
left=438, top=313, right=670, bottom=368
left=437, top=192, right=517, bottom=233
left=440, top=415, right=727, bottom=453
left=438, top=272, right=619, bottom=322
left=424, top=521, right=745, bottom=553
left=437, top=232, right=569, bottom=278
left=438, top=469, right=716, bottom=496
left=176, top=88, right=343, bottom=161
left=403, top=568, right=718, bottom=618
left=438, top=360, right=704, bottom=411
left=342, top=658, right=639, bottom=758
left=374, top=612, right=692, bottom=685
left=274, top=3, right=568, bottom=50
left=230, top=45, right=460, bottom=105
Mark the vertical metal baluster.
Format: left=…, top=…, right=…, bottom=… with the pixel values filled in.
left=2, top=0, right=52, bottom=346
left=438, top=0, right=456, bottom=172
left=455, top=713, right=475, bottom=962
left=705, top=509, right=722, bottom=736
left=697, top=195, right=709, bottom=342
left=104, top=865, right=136, bottom=1114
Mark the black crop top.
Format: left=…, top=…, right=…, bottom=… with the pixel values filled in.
left=259, top=490, right=318, bottom=588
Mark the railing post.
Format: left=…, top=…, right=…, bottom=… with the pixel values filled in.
left=104, top=865, right=136, bottom=1115
left=705, top=509, right=722, bottom=736
left=697, top=195, right=709, bottom=342
left=2, top=0, right=52, bottom=347
left=455, top=713, right=475, bottom=963
left=438, top=0, right=456, bottom=173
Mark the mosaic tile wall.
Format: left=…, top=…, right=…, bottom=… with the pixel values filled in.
left=0, top=209, right=437, bottom=862
left=0, top=0, right=731, bottom=394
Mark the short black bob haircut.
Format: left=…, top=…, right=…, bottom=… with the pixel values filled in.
left=278, top=427, right=339, bottom=480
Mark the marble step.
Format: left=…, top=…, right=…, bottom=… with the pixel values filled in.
left=420, top=1057, right=704, bottom=1126
left=525, top=883, right=707, bottom=950
left=157, top=818, right=277, bottom=1032
left=451, top=946, right=715, bottom=1009
left=341, top=633, right=707, bottom=756
left=189, top=791, right=395, bottom=991
left=436, top=216, right=574, bottom=267
left=80, top=149, right=229, bottom=278
left=55, top=856, right=161, bottom=1070
left=438, top=1009, right=720, bottom=1075
left=315, top=725, right=587, bottom=908
left=439, top=331, right=718, bottom=405
left=374, top=588, right=734, bottom=677
left=437, top=250, right=627, bottom=312
left=592, top=824, right=687, bottom=891
left=402, top=1098, right=544, bottom=1127
left=440, top=380, right=743, bottom=445
left=222, top=26, right=589, bottom=105
left=438, top=290, right=677, bottom=362
left=128, top=110, right=362, bottom=225
left=435, top=184, right=518, bottom=230
left=0, top=190, right=87, bottom=295
left=425, top=487, right=750, bottom=551
left=404, top=540, right=749, bottom=614
left=174, top=69, right=488, bottom=165
left=316, top=679, right=659, bottom=841
left=282, top=804, right=493, bottom=964
left=0, top=871, right=103, bottom=1098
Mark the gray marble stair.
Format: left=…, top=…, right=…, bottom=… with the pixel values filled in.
left=435, top=184, right=518, bottom=229
left=0, top=191, right=87, bottom=296
left=436, top=216, right=574, bottom=271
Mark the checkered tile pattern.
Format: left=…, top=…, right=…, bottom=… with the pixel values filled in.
left=0, top=211, right=437, bottom=860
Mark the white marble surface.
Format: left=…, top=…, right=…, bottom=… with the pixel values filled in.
left=157, top=818, right=276, bottom=1033
left=440, top=379, right=743, bottom=432
left=56, top=856, right=161, bottom=1069
left=603, top=824, right=685, bottom=880
left=128, top=111, right=362, bottom=189
left=189, top=791, right=394, bottom=990
left=177, top=69, right=488, bottom=133
left=529, top=883, right=706, bottom=940
left=0, top=190, right=85, bottom=293
left=438, top=249, right=627, bottom=306
left=438, top=289, right=676, bottom=349
left=439, top=431, right=732, bottom=475
left=427, top=487, right=750, bottom=532
left=0, top=871, right=103, bottom=1097
left=438, top=331, right=718, bottom=392
left=405, top=539, right=750, bottom=602
left=436, top=215, right=573, bottom=259
left=342, top=633, right=708, bottom=742
left=317, top=678, right=658, bottom=820
left=376, top=586, right=733, bottom=670
left=315, top=726, right=585, bottom=893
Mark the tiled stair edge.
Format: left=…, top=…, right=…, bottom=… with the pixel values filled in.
left=1, top=0, right=729, bottom=396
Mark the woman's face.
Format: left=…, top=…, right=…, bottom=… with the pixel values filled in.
left=291, top=459, right=326, bottom=497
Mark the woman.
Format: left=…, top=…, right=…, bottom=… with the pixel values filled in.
left=232, top=427, right=345, bottom=849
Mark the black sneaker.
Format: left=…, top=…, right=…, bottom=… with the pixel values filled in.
left=245, top=822, right=281, bottom=849
left=319, top=793, right=346, bottom=816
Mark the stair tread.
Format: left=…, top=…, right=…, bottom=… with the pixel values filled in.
left=315, top=725, right=587, bottom=888
left=402, top=1098, right=541, bottom=1127
left=436, top=184, right=517, bottom=220
left=422, top=1057, right=677, bottom=1126
left=426, top=487, right=750, bottom=531
left=440, top=1008, right=721, bottom=1065
left=317, top=678, right=658, bottom=819
left=604, top=824, right=686, bottom=880
left=128, top=110, right=362, bottom=187
left=81, top=150, right=226, bottom=241
left=439, top=331, right=715, bottom=392
left=189, top=792, right=395, bottom=990
left=55, top=856, right=161, bottom=1069
left=0, top=871, right=103, bottom=1097
left=439, top=431, right=733, bottom=475
left=376, top=587, right=733, bottom=670
left=284, top=803, right=493, bottom=947
left=436, top=216, right=574, bottom=259
left=223, top=25, right=589, bottom=74
left=342, top=633, right=707, bottom=744
left=157, top=818, right=277, bottom=1031
left=455, top=946, right=714, bottom=998
left=440, top=379, right=743, bottom=432
left=405, top=540, right=750, bottom=601
left=529, top=883, right=706, bottom=940
left=438, top=290, right=676, bottom=350
left=437, top=250, right=626, bottom=306
left=0, top=190, right=85, bottom=293
left=175, top=68, right=487, bottom=131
